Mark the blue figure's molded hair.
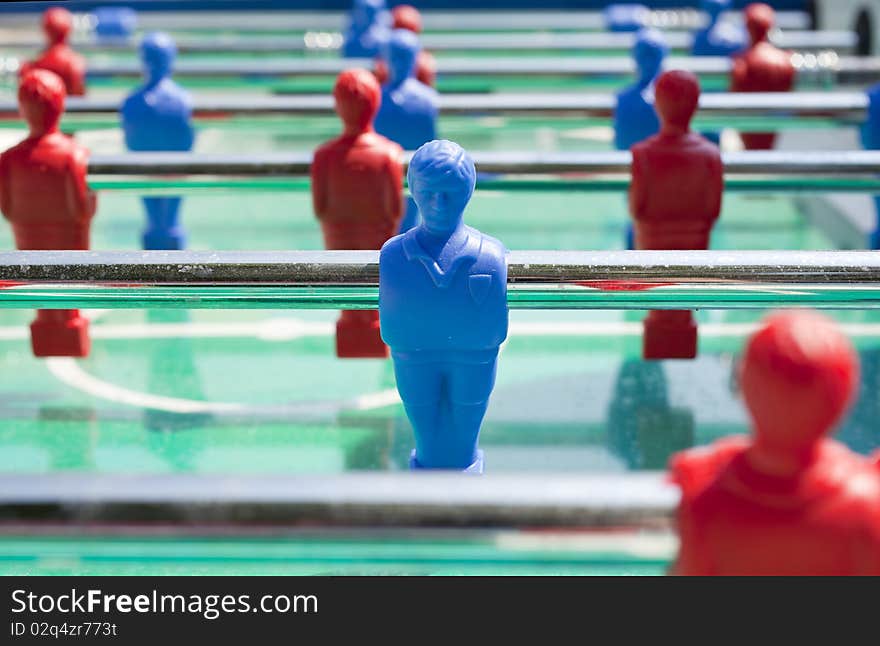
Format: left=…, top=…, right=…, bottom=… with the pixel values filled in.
left=140, top=31, right=177, bottom=69
left=408, top=140, right=477, bottom=198
left=634, top=28, right=669, bottom=60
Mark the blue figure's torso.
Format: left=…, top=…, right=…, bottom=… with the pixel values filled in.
left=342, top=23, right=389, bottom=58
left=379, top=225, right=508, bottom=356
left=692, top=21, right=745, bottom=57
left=614, top=81, right=660, bottom=151
left=121, top=78, right=195, bottom=152
left=375, top=78, right=438, bottom=152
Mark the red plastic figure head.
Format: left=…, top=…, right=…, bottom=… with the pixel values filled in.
left=333, top=68, right=381, bottom=135
left=392, top=5, right=423, bottom=33
left=745, top=3, right=774, bottom=44
left=43, top=6, right=73, bottom=45
left=740, top=311, right=859, bottom=465
left=654, top=70, right=700, bottom=134
left=18, top=69, right=65, bottom=136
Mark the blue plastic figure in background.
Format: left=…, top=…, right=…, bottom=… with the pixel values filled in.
left=121, top=32, right=195, bottom=250
left=861, top=82, right=880, bottom=249
left=93, top=7, right=138, bottom=43
left=614, top=29, right=667, bottom=249
left=691, top=0, right=745, bottom=57
left=343, top=0, right=389, bottom=58
left=604, top=4, right=650, bottom=32
left=375, top=29, right=439, bottom=234
left=380, top=140, right=508, bottom=473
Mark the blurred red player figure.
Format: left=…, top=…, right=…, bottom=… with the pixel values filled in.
left=730, top=3, right=795, bottom=150
left=374, top=5, right=437, bottom=87
left=629, top=70, right=722, bottom=360
left=0, top=70, right=97, bottom=357
left=670, top=311, right=880, bottom=576
left=312, top=69, right=404, bottom=358
left=20, top=7, right=86, bottom=97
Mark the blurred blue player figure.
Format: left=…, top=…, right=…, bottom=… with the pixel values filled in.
left=93, top=6, right=138, bottom=43
left=603, top=4, right=650, bottom=33
left=380, top=140, right=508, bottom=473
left=691, top=0, right=745, bottom=57
left=343, top=0, right=390, bottom=58
left=861, top=82, right=880, bottom=248
left=614, top=29, right=667, bottom=249
left=375, top=29, right=438, bottom=234
left=121, top=32, right=195, bottom=250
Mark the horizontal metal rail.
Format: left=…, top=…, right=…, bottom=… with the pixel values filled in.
left=0, top=91, right=866, bottom=120
left=0, top=53, right=861, bottom=80
left=0, top=29, right=854, bottom=54
left=83, top=150, right=880, bottom=177
left=1, top=250, right=880, bottom=311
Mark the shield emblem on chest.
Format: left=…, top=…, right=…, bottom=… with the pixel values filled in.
left=468, top=274, right=493, bottom=305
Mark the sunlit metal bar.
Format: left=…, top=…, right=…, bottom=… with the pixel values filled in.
left=0, top=472, right=677, bottom=527
left=0, top=29, right=853, bottom=54
left=0, top=91, right=866, bottom=121
left=1, top=250, right=880, bottom=311
left=0, top=9, right=811, bottom=32
left=84, top=151, right=880, bottom=177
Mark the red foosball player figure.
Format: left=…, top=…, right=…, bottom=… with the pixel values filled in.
left=19, top=7, right=87, bottom=97
left=0, top=70, right=97, bottom=357
left=629, top=69, right=723, bottom=360
left=311, top=68, right=404, bottom=358
left=730, top=3, right=795, bottom=150
left=374, top=5, right=437, bottom=87
left=670, top=311, right=880, bottom=576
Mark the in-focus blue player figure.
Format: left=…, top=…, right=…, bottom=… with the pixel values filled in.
left=691, top=0, right=745, bottom=57
left=121, top=33, right=195, bottom=250
left=375, top=29, right=439, bottom=234
left=862, top=83, right=880, bottom=249
left=343, top=0, right=390, bottom=58
left=614, top=29, right=667, bottom=249
left=380, top=140, right=508, bottom=473
left=93, top=6, right=138, bottom=43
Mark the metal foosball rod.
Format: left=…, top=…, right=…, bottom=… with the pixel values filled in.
left=0, top=29, right=855, bottom=54
left=2, top=91, right=865, bottom=121
left=0, top=53, right=864, bottom=82
left=0, top=8, right=814, bottom=33
left=83, top=150, right=880, bottom=177
left=2, top=250, right=879, bottom=311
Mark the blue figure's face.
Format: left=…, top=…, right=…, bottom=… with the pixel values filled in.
left=386, top=29, right=419, bottom=82
left=633, top=29, right=667, bottom=82
left=408, top=140, right=476, bottom=236
left=140, top=32, right=176, bottom=80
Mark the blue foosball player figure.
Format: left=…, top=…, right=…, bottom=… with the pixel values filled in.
left=93, top=6, right=138, bottom=43
left=861, top=81, right=880, bottom=249
left=121, top=33, right=195, bottom=251
left=375, top=29, right=439, bottom=235
left=379, top=140, right=508, bottom=473
left=614, top=29, right=668, bottom=249
left=691, top=0, right=745, bottom=57
left=343, top=0, right=390, bottom=59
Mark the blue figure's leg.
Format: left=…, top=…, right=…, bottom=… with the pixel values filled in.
left=446, top=357, right=499, bottom=474
left=142, top=196, right=186, bottom=250
left=625, top=223, right=635, bottom=250
left=391, top=356, right=446, bottom=468
left=398, top=196, right=419, bottom=235
left=871, top=195, right=880, bottom=250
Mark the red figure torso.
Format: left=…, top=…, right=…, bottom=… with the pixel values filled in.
left=630, top=132, right=723, bottom=250
left=671, top=436, right=880, bottom=576
left=0, top=132, right=95, bottom=250
left=22, top=44, right=87, bottom=97
left=375, top=51, right=436, bottom=88
left=312, top=131, right=403, bottom=249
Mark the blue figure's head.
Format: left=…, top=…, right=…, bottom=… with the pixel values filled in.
left=352, top=0, right=386, bottom=30
left=702, top=0, right=730, bottom=24
left=140, top=32, right=177, bottom=83
left=408, top=140, right=476, bottom=236
left=633, top=29, right=668, bottom=84
left=385, top=28, right=420, bottom=84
